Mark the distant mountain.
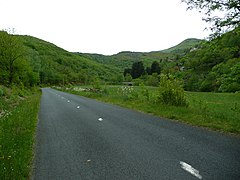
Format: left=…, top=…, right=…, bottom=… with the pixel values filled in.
left=78, top=51, right=175, bottom=70
left=161, top=38, right=203, bottom=54
left=78, top=38, right=203, bottom=70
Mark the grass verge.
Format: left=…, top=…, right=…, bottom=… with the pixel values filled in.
left=56, top=85, right=240, bottom=134
left=0, top=86, right=41, bottom=179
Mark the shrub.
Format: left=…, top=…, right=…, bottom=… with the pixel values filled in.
left=139, top=83, right=150, bottom=101
left=158, top=74, right=188, bottom=106
left=117, top=86, right=138, bottom=100
left=92, top=78, right=101, bottom=90
left=145, top=73, right=160, bottom=87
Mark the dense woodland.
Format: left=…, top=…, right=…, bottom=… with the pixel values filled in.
left=182, top=28, right=240, bottom=92
left=0, top=32, right=121, bottom=86
left=121, top=28, right=240, bottom=92
left=0, top=27, right=239, bottom=92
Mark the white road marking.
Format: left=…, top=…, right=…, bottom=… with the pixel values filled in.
left=98, top=118, right=103, bottom=122
left=67, top=100, right=70, bottom=103
left=180, top=161, right=202, bottom=179
left=77, top=106, right=80, bottom=109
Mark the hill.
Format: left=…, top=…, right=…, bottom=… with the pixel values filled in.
left=161, top=38, right=203, bottom=54
left=78, top=51, right=175, bottom=70
left=18, top=35, right=122, bottom=84
left=181, top=28, right=240, bottom=92
left=78, top=38, right=203, bottom=71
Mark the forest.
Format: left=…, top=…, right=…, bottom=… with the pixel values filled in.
left=121, top=27, right=240, bottom=92
left=0, top=27, right=240, bottom=92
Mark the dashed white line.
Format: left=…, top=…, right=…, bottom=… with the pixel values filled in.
left=98, top=118, right=103, bottom=122
left=180, top=161, right=202, bottom=179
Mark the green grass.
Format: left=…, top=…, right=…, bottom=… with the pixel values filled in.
left=0, top=86, right=41, bottom=179
left=58, top=85, right=240, bottom=134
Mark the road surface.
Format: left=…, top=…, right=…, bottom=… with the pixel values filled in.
left=32, top=88, right=240, bottom=179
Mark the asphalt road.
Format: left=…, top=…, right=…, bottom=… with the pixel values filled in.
left=32, top=88, right=240, bottom=180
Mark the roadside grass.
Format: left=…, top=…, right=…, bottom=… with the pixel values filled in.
left=0, top=86, right=41, bottom=179
left=56, top=85, right=240, bottom=134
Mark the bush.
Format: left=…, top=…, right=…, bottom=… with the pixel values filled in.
left=145, top=73, right=160, bottom=87
left=117, top=86, right=138, bottom=100
left=158, top=74, right=188, bottom=106
left=92, top=78, right=102, bottom=90
left=139, top=83, right=150, bottom=101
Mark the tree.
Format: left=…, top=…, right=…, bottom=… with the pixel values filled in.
left=131, top=61, right=145, bottom=79
left=146, top=67, right=151, bottom=75
left=146, top=73, right=159, bottom=86
left=150, top=61, right=161, bottom=74
left=0, top=31, right=25, bottom=85
left=124, top=68, right=132, bottom=77
left=182, top=0, right=240, bottom=37
left=125, top=73, right=133, bottom=82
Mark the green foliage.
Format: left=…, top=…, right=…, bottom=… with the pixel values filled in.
left=132, top=78, right=145, bottom=86
left=219, top=62, right=240, bottom=92
left=117, top=86, right=138, bottom=101
left=110, top=74, right=124, bottom=85
left=145, top=73, right=160, bottom=87
left=0, top=86, right=5, bottom=97
left=124, top=73, right=133, bottom=82
left=0, top=86, right=41, bottom=179
left=92, top=77, right=102, bottom=90
left=81, top=39, right=201, bottom=74
left=182, top=27, right=240, bottom=92
left=16, top=35, right=122, bottom=85
left=131, top=61, right=145, bottom=79
left=0, top=31, right=40, bottom=87
left=182, top=0, right=240, bottom=37
left=60, top=85, right=240, bottom=134
left=150, top=61, right=161, bottom=74
left=139, top=83, right=150, bottom=101
left=158, top=74, right=188, bottom=106
left=161, top=38, right=203, bottom=54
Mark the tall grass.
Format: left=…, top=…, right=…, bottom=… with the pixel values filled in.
left=58, top=85, right=240, bottom=134
left=0, top=87, right=41, bottom=179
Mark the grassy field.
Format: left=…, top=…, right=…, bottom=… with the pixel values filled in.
left=57, top=85, right=240, bottom=134
left=0, top=86, right=41, bottom=179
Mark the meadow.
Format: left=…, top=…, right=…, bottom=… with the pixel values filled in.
left=58, top=85, right=240, bottom=134
left=0, top=86, right=41, bottom=179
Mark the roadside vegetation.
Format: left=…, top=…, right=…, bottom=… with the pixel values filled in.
left=56, top=83, right=240, bottom=134
left=0, top=0, right=239, bottom=178
left=0, top=86, right=41, bottom=179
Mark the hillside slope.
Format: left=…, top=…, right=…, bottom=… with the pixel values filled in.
left=161, top=38, right=203, bottom=54
left=18, top=35, right=121, bottom=84
left=182, top=28, right=240, bottom=92
left=78, top=38, right=203, bottom=71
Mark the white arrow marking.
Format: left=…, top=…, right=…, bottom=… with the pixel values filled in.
left=180, top=161, right=202, bottom=179
left=98, top=118, right=103, bottom=122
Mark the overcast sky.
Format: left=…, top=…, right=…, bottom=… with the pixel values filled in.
left=0, top=0, right=210, bottom=55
